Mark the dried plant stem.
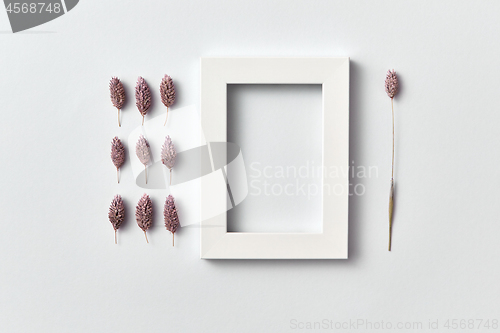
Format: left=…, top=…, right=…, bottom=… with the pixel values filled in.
left=115, top=230, right=117, bottom=244
left=170, top=169, right=172, bottom=185
left=117, top=108, right=121, bottom=127
left=389, top=97, right=395, bottom=251
left=391, top=98, right=394, bottom=180
left=142, top=115, right=144, bottom=126
left=144, top=230, right=149, bottom=243
left=145, top=165, right=148, bottom=184
left=172, top=233, right=174, bottom=247
left=117, top=168, right=119, bottom=184
left=164, top=107, right=169, bottom=126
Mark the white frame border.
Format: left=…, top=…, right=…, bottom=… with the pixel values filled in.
left=201, top=57, right=349, bottom=259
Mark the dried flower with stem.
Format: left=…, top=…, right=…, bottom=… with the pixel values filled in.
left=135, top=76, right=152, bottom=125
left=164, top=195, right=180, bottom=246
left=111, top=136, right=125, bottom=183
left=385, top=69, right=399, bottom=251
left=109, top=77, right=125, bottom=127
left=136, top=135, right=151, bottom=184
left=161, top=135, right=176, bottom=185
left=108, top=195, right=125, bottom=244
left=160, top=74, right=176, bottom=126
left=136, top=194, right=153, bottom=243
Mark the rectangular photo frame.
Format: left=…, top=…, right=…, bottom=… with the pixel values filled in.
left=200, top=57, right=349, bottom=259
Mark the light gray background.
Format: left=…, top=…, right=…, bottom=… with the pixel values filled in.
left=1, top=1, right=499, bottom=332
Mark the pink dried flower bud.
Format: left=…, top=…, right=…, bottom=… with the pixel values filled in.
left=385, top=69, right=398, bottom=99
left=109, top=77, right=125, bottom=110
left=111, top=137, right=125, bottom=169
left=136, top=193, right=153, bottom=243
left=164, top=195, right=180, bottom=246
left=161, top=136, right=176, bottom=170
left=108, top=195, right=125, bottom=244
left=135, top=76, right=152, bottom=116
left=160, top=74, right=176, bottom=108
left=136, top=135, right=151, bottom=166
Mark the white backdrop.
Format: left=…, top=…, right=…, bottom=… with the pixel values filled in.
left=1, top=1, right=500, bottom=332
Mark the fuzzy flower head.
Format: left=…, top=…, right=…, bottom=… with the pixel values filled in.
left=161, top=135, right=176, bottom=170
left=160, top=74, right=176, bottom=108
left=135, top=135, right=151, bottom=166
left=136, top=194, right=153, bottom=232
left=109, top=77, right=125, bottom=110
left=108, top=195, right=125, bottom=231
left=135, top=76, right=152, bottom=116
left=385, top=69, right=399, bottom=99
left=111, top=136, right=125, bottom=169
left=164, top=195, right=180, bottom=234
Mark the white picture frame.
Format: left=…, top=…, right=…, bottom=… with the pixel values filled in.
left=200, top=57, right=349, bottom=259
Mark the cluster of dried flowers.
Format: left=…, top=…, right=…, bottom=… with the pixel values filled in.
left=107, top=75, right=179, bottom=246
left=107, top=194, right=180, bottom=245
left=109, top=134, right=177, bottom=186
left=108, top=75, right=176, bottom=126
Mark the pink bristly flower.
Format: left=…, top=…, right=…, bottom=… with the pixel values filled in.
left=136, top=135, right=151, bottom=184
left=136, top=194, right=153, bottom=243
left=385, top=69, right=399, bottom=99
left=108, top=195, right=125, bottom=244
left=161, top=135, right=176, bottom=185
left=109, top=77, right=125, bottom=127
left=164, top=195, right=180, bottom=246
left=111, top=137, right=125, bottom=183
left=135, top=76, right=152, bottom=125
left=160, top=74, right=176, bottom=126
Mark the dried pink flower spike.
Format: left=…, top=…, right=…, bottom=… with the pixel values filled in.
left=164, top=195, right=180, bottom=246
left=160, top=74, right=176, bottom=126
left=385, top=70, right=399, bottom=99
left=136, top=194, right=153, bottom=243
left=111, top=137, right=125, bottom=183
left=136, top=135, right=151, bottom=184
left=108, top=195, right=125, bottom=244
left=385, top=69, right=399, bottom=251
left=109, top=77, right=125, bottom=127
left=161, top=136, right=176, bottom=185
left=135, top=76, right=152, bottom=125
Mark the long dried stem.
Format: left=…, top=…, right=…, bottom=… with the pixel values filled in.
left=117, top=168, right=119, bottom=184
left=117, top=108, right=121, bottom=127
left=391, top=98, right=394, bottom=180
left=115, top=230, right=117, bottom=244
left=144, top=230, right=149, bottom=243
left=164, top=107, right=169, bottom=126
left=172, top=233, right=174, bottom=247
left=389, top=97, right=395, bottom=251
left=170, top=169, right=172, bottom=185
left=145, top=165, right=148, bottom=184
left=142, top=115, right=144, bottom=126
